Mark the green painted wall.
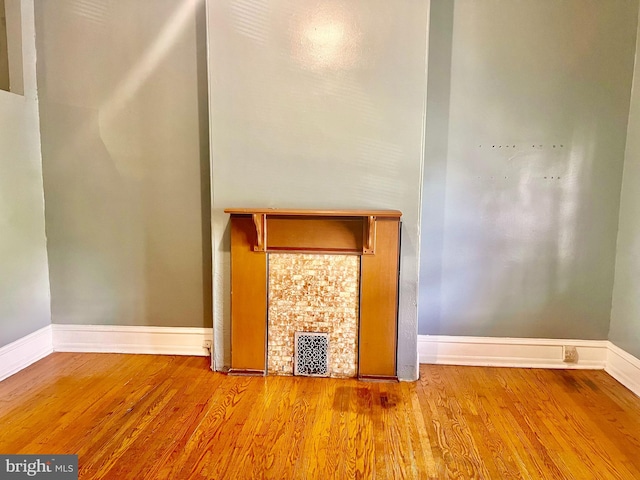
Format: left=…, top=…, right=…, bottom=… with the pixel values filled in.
left=19, top=0, right=640, bottom=367
left=610, top=10, right=640, bottom=358
left=207, top=0, right=430, bottom=379
left=34, top=0, right=212, bottom=328
left=420, top=0, right=639, bottom=340
left=0, top=0, right=50, bottom=347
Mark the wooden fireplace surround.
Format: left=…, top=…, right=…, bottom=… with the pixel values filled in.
left=225, top=208, right=402, bottom=380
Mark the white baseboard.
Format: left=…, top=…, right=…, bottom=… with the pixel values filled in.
left=0, top=326, right=53, bottom=381
left=52, top=324, right=213, bottom=357
left=418, top=335, right=608, bottom=369
left=2, top=326, right=636, bottom=400
left=606, top=343, right=640, bottom=398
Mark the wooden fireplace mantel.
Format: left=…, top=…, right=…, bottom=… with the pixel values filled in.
left=224, top=208, right=402, bottom=255
left=225, top=208, right=402, bottom=380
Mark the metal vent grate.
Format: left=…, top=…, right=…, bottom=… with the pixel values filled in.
left=294, top=332, right=329, bottom=377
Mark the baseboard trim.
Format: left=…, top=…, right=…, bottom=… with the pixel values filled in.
left=52, top=324, right=213, bottom=357
left=606, top=343, right=640, bottom=398
left=2, top=327, right=636, bottom=398
left=0, top=326, right=53, bottom=381
left=418, top=335, right=608, bottom=369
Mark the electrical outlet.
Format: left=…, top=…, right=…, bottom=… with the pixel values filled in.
left=563, top=345, right=578, bottom=363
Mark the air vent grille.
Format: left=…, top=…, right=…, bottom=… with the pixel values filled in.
left=294, top=332, right=329, bottom=377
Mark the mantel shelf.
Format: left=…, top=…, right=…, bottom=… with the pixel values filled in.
left=224, top=208, right=402, bottom=218
left=225, top=208, right=402, bottom=255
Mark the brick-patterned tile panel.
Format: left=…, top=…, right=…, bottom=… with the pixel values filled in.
left=267, top=254, right=359, bottom=377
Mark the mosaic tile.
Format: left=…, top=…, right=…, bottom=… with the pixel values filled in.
left=267, top=254, right=359, bottom=377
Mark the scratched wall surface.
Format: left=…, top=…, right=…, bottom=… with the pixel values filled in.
left=267, top=254, right=359, bottom=377
left=420, top=0, right=639, bottom=339
left=207, top=1, right=429, bottom=379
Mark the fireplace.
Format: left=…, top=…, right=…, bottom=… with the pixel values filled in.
left=225, top=208, right=401, bottom=380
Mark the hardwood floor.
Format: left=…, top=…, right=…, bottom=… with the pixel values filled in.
left=1, top=353, right=639, bottom=479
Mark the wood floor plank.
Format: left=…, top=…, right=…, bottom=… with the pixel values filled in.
left=380, top=383, right=418, bottom=479
left=295, top=378, right=336, bottom=479
left=403, top=382, right=433, bottom=477
left=351, top=385, right=375, bottom=479
left=166, top=375, right=256, bottom=479
left=2, top=354, right=640, bottom=479
left=325, top=382, right=352, bottom=479
left=454, top=370, right=521, bottom=479
left=100, top=357, right=220, bottom=480
left=275, top=376, right=317, bottom=478
left=224, top=376, right=290, bottom=479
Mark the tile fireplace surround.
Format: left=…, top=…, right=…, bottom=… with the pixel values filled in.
left=224, top=208, right=402, bottom=380
left=268, top=253, right=360, bottom=377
